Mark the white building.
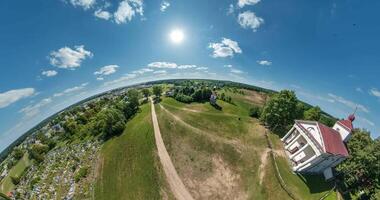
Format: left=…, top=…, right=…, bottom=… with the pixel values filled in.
left=281, top=114, right=355, bottom=180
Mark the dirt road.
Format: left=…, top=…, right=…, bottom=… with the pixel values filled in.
left=150, top=99, right=194, bottom=200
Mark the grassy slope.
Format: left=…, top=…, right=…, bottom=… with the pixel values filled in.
left=94, top=103, right=168, bottom=200
left=0, top=153, right=31, bottom=194
left=157, top=98, right=267, bottom=199
left=160, top=90, right=336, bottom=200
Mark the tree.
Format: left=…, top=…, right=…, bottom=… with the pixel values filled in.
left=62, top=118, right=79, bottom=136
left=153, top=85, right=163, bottom=98
left=13, top=148, right=24, bottom=160
left=249, top=106, right=262, bottom=118
left=336, top=129, right=380, bottom=199
left=94, top=108, right=126, bottom=139
left=220, top=93, right=226, bottom=101
left=127, top=89, right=139, bottom=112
left=260, top=90, right=298, bottom=135
left=141, top=88, right=151, bottom=98
left=304, top=106, right=322, bottom=121
left=319, top=115, right=336, bottom=127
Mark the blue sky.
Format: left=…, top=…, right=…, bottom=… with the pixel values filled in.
left=0, top=0, right=379, bottom=151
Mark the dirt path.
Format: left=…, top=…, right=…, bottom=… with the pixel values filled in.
left=150, top=99, right=194, bottom=200
left=258, top=149, right=270, bottom=185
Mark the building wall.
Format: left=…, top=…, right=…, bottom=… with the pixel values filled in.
left=332, top=123, right=351, bottom=142
left=302, top=153, right=345, bottom=173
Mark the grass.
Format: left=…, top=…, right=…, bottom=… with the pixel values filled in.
left=158, top=92, right=336, bottom=200
left=157, top=98, right=266, bottom=199
left=276, top=156, right=336, bottom=200
left=161, top=98, right=249, bottom=139
left=0, top=153, right=31, bottom=194
left=94, top=104, right=167, bottom=200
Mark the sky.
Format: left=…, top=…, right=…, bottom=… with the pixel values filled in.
left=0, top=0, right=379, bottom=151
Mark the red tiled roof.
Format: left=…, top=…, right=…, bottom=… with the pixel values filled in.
left=317, top=122, right=349, bottom=157
left=337, top=119, right=353, bottom=130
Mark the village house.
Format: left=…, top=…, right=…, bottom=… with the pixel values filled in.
left=281, top=114, right=355, bottom=180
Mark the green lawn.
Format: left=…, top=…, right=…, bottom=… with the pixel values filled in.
left=276, top=156, right=336, bottom=200
left=94, top=104, right=167, bottom=200
left=160, top=96, right=336, bottom=200
left=0, top=153, right=31, bottom=194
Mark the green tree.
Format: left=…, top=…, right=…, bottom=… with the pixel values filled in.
left=62, top=118, right=79, bottom=136
left=153, top=85, right=163, bottom=98
left=13, top=148, right=24, bottom=160
left=260, top=90, right=298, bottom=134
left=141, top=88, right=151, bottom=98
left=94, top=108, right=126, bottom=139
left=220, top=93, right=226, bottom=101
left=304, top=106, right=322, bottom=121
left=249, top=106, right=262, bottom=118
left=127, top=89, right=140, bottom=112
left=319, top=115, right=336, bottom=127
left=336, top=129, right=380, bottom=199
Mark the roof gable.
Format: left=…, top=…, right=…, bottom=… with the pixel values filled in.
left=337, top=120, right=353, bottom=131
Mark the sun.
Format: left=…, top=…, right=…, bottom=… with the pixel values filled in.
left=169, top=29, right=184, bottom=44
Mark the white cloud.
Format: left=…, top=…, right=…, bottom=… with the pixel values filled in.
left=370, top=88, right=380, bottom=98
left=238, top=11, right=264, bottom=32
left=96, top=77, right=104, bottom=81
left=153, top=70, right=167, bottom=74
left=355, top=87, right=363, bottom=93
left=227, top=4, right=235, bottom=15
left=231, top=69, right=243, bottom=74
left=208, top=38, right=242, bottom=58
left=177, top=65, right=197, bottom=69
left=94, top=9, right=112, bottom=20
left=19, top=98, right=52, bottom=117
left=257, top=60, right=272, bottom=66
left=160, top=1, right=170, bottom=12
left=104, top=73, right=137, bottom=86
left=94, top=65, right=119, bottom=76
left=224, top=64, right=233, bottom=68
left=54, top=83, right=89, bottom=97
left=237, top=0, right=260, bottom=8
left=0, top=88, right=35, bottom=109
left=68, top=0, right=96, bottom=10
left=328, top=93, right=369, bottom=113
left=196, top=67, right=208, bottom=70
left=148, top=62, right=178, bottom=68
left=132, top=68, right=154, bottom=74
left=42, top=70, right=58, bottom=77
left=360, top=117, right=375, bottom=126
left=114, top=0, right=144, bottom=24
left=50, top=45, right=93, bottom=69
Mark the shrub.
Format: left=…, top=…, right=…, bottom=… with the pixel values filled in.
left=249, top=106, right=262, bottom=118
left=11, top=176, right=20, bottom=185
left=74, top=166, right=89, bottom=182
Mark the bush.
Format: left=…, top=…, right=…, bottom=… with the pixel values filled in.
left=13, top=148, right=24, bottom=160
left=11, top=176, right=20, bottom=185
left=249, top=106, right=262, bottom=118
left=74, top=166, right=89, bottom=182
left=175, top=94, right=193, bottom=103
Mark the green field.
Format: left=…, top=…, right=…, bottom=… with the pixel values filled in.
left=157, top=91, right=336, bottom=200
left=0, top=153, right=31, bottom=195
left=94, top=103, right=170, bottom=200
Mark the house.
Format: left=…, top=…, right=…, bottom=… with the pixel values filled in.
left=281, top=114, right=355, bottom=180
left=210, top=93, right=217, bottom=105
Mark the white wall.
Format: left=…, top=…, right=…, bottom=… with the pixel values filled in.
left=333, top=123, right=351, bottom=142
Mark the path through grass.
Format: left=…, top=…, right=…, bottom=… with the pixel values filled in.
left=94, top=104, right=169, bottom=200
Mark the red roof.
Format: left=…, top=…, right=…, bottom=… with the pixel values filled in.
left=337, top=119, right=353, bottom=130
left=317, top=122, right=349, bottom=157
